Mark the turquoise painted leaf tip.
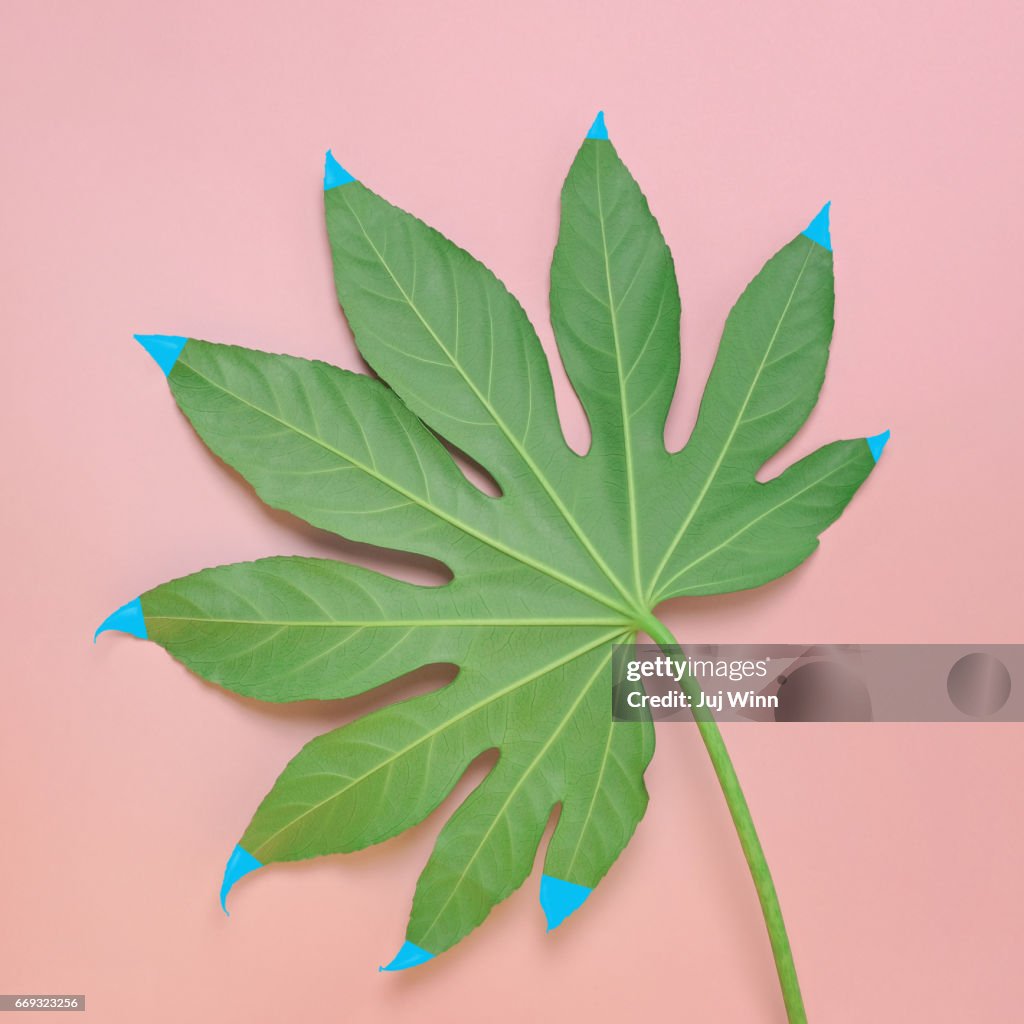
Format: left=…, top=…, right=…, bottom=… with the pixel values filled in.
left=134, top=334, right=187, bottom=376
left=94, top=597, right=147, bottom=643
left=324, top=149, right=356, bottom=190
left=802, top=202, right=832, bottom=251
left=220, top=845, right=262, bottom=915
left=379, top=940, right=434, bottom=973
left=867, top=429, right=891, bottom=462
left=540, top=874, right=592, bottom=932
left=586, top=111, right=608, bottom=140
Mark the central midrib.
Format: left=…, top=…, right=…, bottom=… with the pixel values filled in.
left=594, top=148, right=645, bottom=605
left=148, top=615, right=626, bottom=628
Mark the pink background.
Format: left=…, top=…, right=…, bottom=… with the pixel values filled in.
left=2, top=1, right=1022, bottom=1020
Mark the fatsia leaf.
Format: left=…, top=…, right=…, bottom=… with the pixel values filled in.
left=98, top=115, right=887, bottom=970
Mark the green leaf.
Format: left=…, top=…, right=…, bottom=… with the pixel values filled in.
left=112, top=123, right=884, bottom=965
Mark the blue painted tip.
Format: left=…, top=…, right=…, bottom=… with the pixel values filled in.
left=867, top=429, right=890, bottom=462
left=379, top=940, right=434, bottom=973
left=94, top=597, right=147, bottom=643
left=802, top=202, right=832, bottom=251
left=324, top=150, right=356, bottom=190
left=586, top=111, right=608, bottom=140
left=540, top=874, right=592, bottom=932
left=219, top=845, right=262, bottom=916
left=134, top=334, right=187, bottom=376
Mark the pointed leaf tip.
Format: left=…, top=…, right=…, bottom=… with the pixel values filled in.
left=540, top=874, right=592, bottom=932
left=867, top=429, right=890, bottom=462
left=219, top=845, right=262, bottom=915
left=94, top=597, right=147, bottom=643
left=324, top=150, right=356, bottom=190
left=379, top=940, right=434, bottom=972
left=586, top=111, right=608, bottom=140
left=134, top=334, right=187, bottom=376
left=802, top=202, right=832, bottom=251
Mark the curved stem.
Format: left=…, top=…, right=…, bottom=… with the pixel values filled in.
left=642, top=615, right=808, bottom=1024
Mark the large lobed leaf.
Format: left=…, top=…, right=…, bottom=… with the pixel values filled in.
left=108, top=118, right=882, bottom=966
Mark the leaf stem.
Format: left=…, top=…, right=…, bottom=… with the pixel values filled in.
left=642, top=615, right=808, bottom=1024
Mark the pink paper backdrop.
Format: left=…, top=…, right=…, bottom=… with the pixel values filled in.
left=2, top=1, right=1022, bottom=1020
